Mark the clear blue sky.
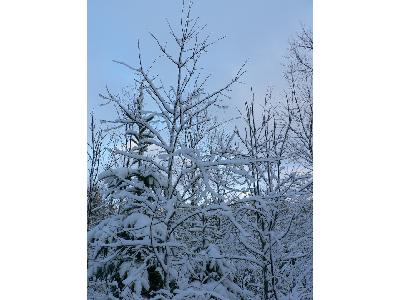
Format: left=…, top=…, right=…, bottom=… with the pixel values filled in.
left=88, top=0, right=312, bottom=124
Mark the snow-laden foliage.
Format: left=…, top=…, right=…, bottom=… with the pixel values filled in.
left=88, top=2, right=312, bottom=299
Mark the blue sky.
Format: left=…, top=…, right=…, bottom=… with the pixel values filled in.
left=88, top=0, right=312, bottom=124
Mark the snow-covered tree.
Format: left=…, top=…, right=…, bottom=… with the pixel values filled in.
left=88, top=113, right=114, bottom=228
left=88, top=1, right=249, bottom=298
left=285, top=27, right=313, bottom=171
left=230, top=87, right=312, bottom=299
left=87, top=1, right=313, bottom=299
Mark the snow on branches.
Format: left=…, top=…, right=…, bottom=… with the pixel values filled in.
left=88, top=2, right=312, bottom=299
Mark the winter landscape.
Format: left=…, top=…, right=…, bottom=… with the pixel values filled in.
left=88, top=1, right=312, bottom=299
